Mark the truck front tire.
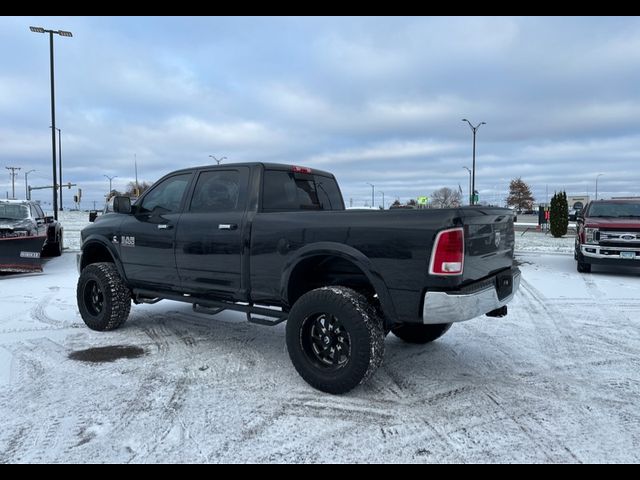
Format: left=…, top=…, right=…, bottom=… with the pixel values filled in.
left=577, top=261, right=592, bottom=273
left=44, top=231, right=63, bottom=257
left=391, top=323, right=452, bottom=344
left=77, top=262, right=131, bottom=331
left=286, top=286, right=385, bottom=394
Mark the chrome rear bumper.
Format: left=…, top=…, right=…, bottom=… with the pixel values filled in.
left=422, top=269, right=521, bottom=324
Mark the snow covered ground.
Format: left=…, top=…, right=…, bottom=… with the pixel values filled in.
left=1, top=213, right=639, bottom=463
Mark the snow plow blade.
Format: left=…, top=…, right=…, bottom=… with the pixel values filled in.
left=0, top=236, right=47, bottom=273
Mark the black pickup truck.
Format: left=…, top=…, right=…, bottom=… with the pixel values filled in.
left=77, top=163, right=520, bottom=393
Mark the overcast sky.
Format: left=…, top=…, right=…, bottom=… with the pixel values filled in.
left=2, top=16, right=640, bottom=209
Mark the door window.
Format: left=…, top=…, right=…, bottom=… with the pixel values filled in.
left=138, top=174, right=191, bottom=215
left=189, top=171, right=241, bottom=213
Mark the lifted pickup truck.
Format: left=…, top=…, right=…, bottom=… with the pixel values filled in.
left=77, top=163, right=520, bottom=393
left=575, top=199, right=640, bottom=273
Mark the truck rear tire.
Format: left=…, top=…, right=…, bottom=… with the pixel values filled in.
left=286, top=286, right=385, bottom=394
left=77, top=262, right=131, bottom=331
left=391, top=323, right=452, bottom=344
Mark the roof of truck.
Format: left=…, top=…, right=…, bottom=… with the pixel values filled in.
left=168, top=163, right=335, bottom=178
left=0, top=199, right=32, bottom=205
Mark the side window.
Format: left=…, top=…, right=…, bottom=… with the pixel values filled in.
left=190, top=170, right=241, bottom=213
left=34, top=205, right=45, bottom=218
left=262, top=170, right=344, bottom=211
left=315, top=176, right=344, bottom=210
left=138, top=174, right=191, bottom=214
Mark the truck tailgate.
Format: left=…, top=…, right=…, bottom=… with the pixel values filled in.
left=462, top=208, right=515, bottom=283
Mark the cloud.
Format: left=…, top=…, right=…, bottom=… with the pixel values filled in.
left=2, top=16, right=640, bottom=207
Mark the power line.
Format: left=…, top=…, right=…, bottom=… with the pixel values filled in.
left=5, top=166, right=21, bottom=199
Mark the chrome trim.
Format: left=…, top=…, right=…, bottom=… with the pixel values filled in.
left=599, top=231, right=640, bottom=244
left=581, top=245, right=640, bottom=260
left=422, top=270, right=521, bottom=324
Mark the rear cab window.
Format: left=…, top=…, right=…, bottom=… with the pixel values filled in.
left=262, top=169, right=345, bottom=212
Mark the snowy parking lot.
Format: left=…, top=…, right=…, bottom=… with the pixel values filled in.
left=1, top=213, right=639, bottom=463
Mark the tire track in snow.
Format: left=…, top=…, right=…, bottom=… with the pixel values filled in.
left=29, top=293, right=78, bottom=329
left=0, top=339, right=82, bottom=463
left=519, top=278, right=578, bottom=364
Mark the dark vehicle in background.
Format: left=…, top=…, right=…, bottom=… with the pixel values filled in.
left=77, top=163, right=519, bottom=393
left=575, top=199, right=640, bottom=273
left=0, top=200, right=64, bottom=272
left=89, top=196, right=138, bottom=222
left=569, top=203, right=584, bottom=221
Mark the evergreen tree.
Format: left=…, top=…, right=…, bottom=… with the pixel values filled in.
left=550, top=191, right=569, bottom=237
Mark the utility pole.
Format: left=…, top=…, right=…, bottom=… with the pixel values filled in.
left=380, top=191, right=385, bottom=210
left=5, top=167, right=21, bottom=199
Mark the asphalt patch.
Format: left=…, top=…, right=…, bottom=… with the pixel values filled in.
left=69, top=345, right=146, bottom=363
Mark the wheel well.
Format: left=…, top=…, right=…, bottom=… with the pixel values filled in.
left=287, top=255, right=377, bottom=308
left=81, top=243, right=115, bottom=271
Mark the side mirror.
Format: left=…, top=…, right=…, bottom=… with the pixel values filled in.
left=89, top=210, right=99, bottom=222
left=44, top=216, right=55, bottom=224
left=113, top=196, right=132, bottom=214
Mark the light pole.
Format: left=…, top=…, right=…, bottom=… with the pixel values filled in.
left=463, top=166, right=472, bottom=206
left=462, top=119, right=486, bottom=205
left=209, top=155, right=227, bottom=165
left=366, top=182, right=375, bottom=208
left=380, top=191, right=385, bottom=210
left=134, top=153, right=139, bottom=196
left=25, top=170, right=36, bottom=200
left=595, top=173, right=604, bottom=200
left=50, top=127, right=63, bottom=209
left=30, top=26, right=73, bottom=220
left=104, top=175, right=118, bottom=197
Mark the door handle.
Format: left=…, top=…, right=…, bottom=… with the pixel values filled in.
left=218, top=224, right=238, bottom=231
left=157, top=224, right=174, bottom=230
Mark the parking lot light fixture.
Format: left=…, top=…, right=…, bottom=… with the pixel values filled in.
left=30, top=26, right=73, bottom=219
left=596, top=173, right=604, bottom=200
left=462, top=119, right=486, bottom=205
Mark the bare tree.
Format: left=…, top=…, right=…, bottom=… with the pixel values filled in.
left=507, top=177, right=534, bottom=210
left=126, top=181, right=152, bottom=197
left=431, top=187, right=462, bottom=208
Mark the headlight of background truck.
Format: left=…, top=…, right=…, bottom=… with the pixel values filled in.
left=585, top=228, right=599, bottom=244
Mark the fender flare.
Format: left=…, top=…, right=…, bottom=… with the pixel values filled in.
left=280, top=242, right=397, bottom=322
left=80, top=235, right=127, bottom=281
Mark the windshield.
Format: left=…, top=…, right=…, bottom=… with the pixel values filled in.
left=588, top=202, right=640, bottom=218
left=0, top=204, right=29, bottom=220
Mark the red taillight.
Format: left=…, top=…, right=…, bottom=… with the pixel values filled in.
left=429, top=228, right=464, bottom=276
left=292, top=165, right=312, bottom=174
